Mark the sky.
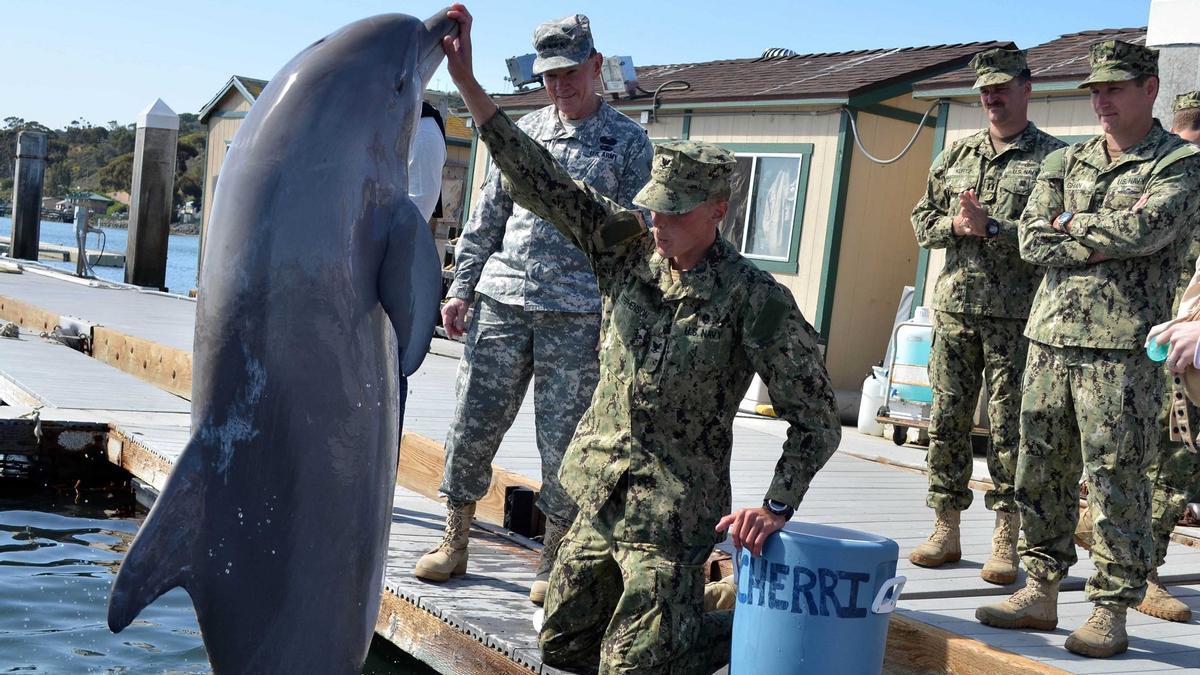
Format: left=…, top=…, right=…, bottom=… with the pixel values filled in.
left=5, top=0, right=1151, bottom=130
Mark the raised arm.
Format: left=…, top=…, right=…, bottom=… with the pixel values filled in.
left=443, top=4, right=645, bottom=285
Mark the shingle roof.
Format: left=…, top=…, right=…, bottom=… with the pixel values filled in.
left=914, top=27, right=1147, bottom=93
left=493, top=41, right=1012, bottom=111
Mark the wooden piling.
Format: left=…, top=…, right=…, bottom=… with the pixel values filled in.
left=125, top=99, right=179, bottom=289
left=10, top=131, right=48, bottom=261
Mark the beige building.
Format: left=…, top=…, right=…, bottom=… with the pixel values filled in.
left=467, top=41, right=1010, bottom=394
left=197, top=76, right=267, bottom=264
left=910, top=27, right=1146, bottom=307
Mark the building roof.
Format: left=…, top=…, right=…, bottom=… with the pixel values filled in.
left=198, top=75, right=269, bottom=123
left=914, top=27, right=1147, bottom=95
left=491, top=41, right=1012, bottom=112
left=63, top=192, right=113, bottom=203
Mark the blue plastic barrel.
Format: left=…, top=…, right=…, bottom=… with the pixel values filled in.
left=891, top=321, right=933, bottom=404
left=730, top=522, right=905, bottom=674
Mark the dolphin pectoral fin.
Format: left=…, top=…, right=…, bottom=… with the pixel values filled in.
left=107, top=443, right=204, bottom=633
left=378, top=202, right=440, bottom=377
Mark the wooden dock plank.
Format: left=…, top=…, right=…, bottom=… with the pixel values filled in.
left=0, top=333, right=189, bottom=413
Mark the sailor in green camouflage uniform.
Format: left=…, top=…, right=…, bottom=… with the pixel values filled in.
left=1140, top=90, right=1200, bottom=622
left=976, top=40, right=1200, bottom=658
left=441, top=8, right=842, bottom=671
left=910, top=48, right=1065, bottom=585
left=414, top=13, right=653, bottom=604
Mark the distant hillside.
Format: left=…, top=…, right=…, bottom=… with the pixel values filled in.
left=0, top=114, right=206, bottom=212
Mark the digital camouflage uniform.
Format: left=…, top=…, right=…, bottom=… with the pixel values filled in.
left=474, top=109, right=842, bottom=674
left=1016, top=45, right=1200, bottom=605
left=912, top=51, right=1065, bottom=514
left=1147, top=89, right=1200, bottom=569
left=442, top=97, right=653, bottom=522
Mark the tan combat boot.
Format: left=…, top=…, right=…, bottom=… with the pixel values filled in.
left=529, top=517, right=569, bottom=605
left=981, top=510, right=1020, bottom=585
left=703, top=574, right=737, bottom=611
left=1073, top=503, right=1094, bottom=551
left=1065, top=604, right=1128, bottom=658
left=975, top=576, right=1059, bottom=630
left=413, top=500, right=476, bottom=582
left=909, top=510, right=962, bottom=567
left=1136, top=570, right=1192, bottom=622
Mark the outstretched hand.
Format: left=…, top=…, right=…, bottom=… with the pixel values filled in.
left=443, top=5, right=475, bottom=85
left=441, top=4, right=498, bottom=126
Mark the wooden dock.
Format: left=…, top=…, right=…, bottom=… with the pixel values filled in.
left=2, top=263, right=1199, bottom=674
left=0, top=236, right=125, bottom=267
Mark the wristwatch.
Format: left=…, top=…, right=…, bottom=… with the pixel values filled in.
left=763, top=498, right=795, bottom=521
left=1057, top=211, right=1075, bottom=233
left=985, top=218, right=1000, bottom=238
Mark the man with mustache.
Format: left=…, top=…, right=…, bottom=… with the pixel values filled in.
left=910, top=48, right=1064, bottom=585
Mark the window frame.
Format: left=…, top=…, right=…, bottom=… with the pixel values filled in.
left=716, top=142, right=813, bottom=274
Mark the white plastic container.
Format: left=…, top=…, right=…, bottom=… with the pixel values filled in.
left=857, top=366, right=886, bottom=436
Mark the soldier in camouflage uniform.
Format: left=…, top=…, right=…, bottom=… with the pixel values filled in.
left=413, top=13, right=654, bottom=605
left=910, top=48, right=1065, bottom=585
left=1137, top=90, right=1200, bottom=622
left=441, top=8, right=842, bottom=671
left=976, top=41, right=1200, bottom=658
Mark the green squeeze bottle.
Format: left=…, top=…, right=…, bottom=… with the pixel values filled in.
left=1147, top=338, right=1170, bottom=362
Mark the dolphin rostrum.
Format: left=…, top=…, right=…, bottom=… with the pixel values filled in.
left=107, top=10, right=455, bottom=672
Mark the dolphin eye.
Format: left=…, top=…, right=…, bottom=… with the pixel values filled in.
left=395, top=80, right=406, bottom=94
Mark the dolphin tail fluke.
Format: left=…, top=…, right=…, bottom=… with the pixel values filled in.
left=107, top=443, right=204, bottom=633
left=379, top=200, right=441, bottom=377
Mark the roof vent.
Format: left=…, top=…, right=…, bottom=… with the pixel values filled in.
left=761, top=47, right=797, bottom=60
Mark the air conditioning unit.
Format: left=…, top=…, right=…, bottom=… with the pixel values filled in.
left=505, top=53, right=540, bottom=90
left=601, top=56, right=638, bottom=97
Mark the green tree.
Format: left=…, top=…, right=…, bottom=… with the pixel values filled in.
left=96, top=153, right=134, bottom=193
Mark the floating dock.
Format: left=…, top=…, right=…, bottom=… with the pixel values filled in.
left=1, top=261, right=1198, bottom=674
left=0, top=236, right=125, bottom=267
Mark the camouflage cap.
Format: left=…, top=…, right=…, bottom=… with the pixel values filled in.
left=969, top=48, right=1028, bottom=89
left=1078, top=39, right=1158, bottom=88
left=531, top=14, right=595, bottom=75
left=1175, top=90, right=1200, bottom=112
left=633, top=141, right=737, bottom=215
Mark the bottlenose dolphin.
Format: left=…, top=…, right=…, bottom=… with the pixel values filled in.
left=107, top=10, right=454, bottom=672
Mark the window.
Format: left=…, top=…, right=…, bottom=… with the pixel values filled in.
left=713, top=143, right=812, bottom=273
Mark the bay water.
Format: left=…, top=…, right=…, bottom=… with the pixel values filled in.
left=0, top=216, right=199, bottom=295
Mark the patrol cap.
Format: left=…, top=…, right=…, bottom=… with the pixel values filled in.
left=531, top=14, right=595, bottom=75
left=969, top=48, right=1028, bottom=89
left=1175, top=90, right=1200, bottom=112
left=1078, top=39, right=1158, bottom=88
left=633, top=141, right=737, bottom=215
